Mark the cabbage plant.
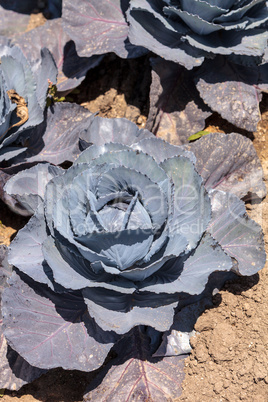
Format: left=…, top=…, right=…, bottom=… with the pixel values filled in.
left=127, top=0, right=268, bottom=134
left=0, top=117, right=265, bottom=397
left=0, top=45, right=57, bottom=163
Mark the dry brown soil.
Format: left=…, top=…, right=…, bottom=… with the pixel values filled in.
left=0, top=55, right=267, bottom=401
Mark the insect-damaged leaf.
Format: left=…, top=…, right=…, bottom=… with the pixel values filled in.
left=195, top=56, right=264, bottom=131
left=186, top=132, right=266, bottom=199
left=84, top=326, right=185, bottom=401
left=146, top=57, right=212, bottom=145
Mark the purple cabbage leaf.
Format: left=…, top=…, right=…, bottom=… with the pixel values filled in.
left=11, top=19, right=103, bottom=94
left=62, top=0, right=147, bottom=59
left=146, top=57, right=212, bottom=144
left=0, top=245, right=46, bottom=390
left=186, top=132, right=267, bottom=200
left=84, top=326, right=186, bottom=401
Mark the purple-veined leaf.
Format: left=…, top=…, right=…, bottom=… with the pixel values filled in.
left=2, top=271, right=118, bottom=371
left=12, top=19, right=103, bottom=93
left=0, top=326, right=46, bottom=391
left=84, top=326, right=186, bottom=401
left=207, top=190, right=266, bottom=275
left=146, top=57, right=212, bottom=145
left=195, top=56, right=263, bottom=131
left=187, top=132, right=266, bottom=199
left=62, top=0, right=146, bottom=59
left=15, top=102, right=94, bottom=165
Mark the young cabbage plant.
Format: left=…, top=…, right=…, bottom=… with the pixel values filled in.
left=0, top=117, right=266, bottom=396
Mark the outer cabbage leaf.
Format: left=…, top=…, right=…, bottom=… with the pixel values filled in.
left=12, top=103, right=94, bottom=165
left=79, top=115, right=155, bottom=146
left=12, top=19, right=103, bottom=93
left=62, top=0, right=147, bottom=59
left=4, top=163, right=64, bottom=216
left=0, top=245, right=46, bottom=391
left=84, top=327, right=185, bottom=401
left=146, top=57, right=212, bottom=145
left=207, top=190, right=266, bottom=275
left=194, top=56, right=266, bottom=131
left=186, top=132, right=266, bottom=199
left=2, top=271, right=118, bottom=371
